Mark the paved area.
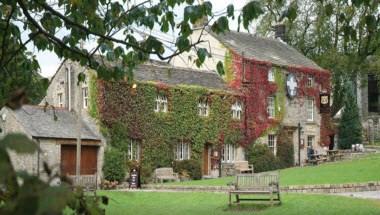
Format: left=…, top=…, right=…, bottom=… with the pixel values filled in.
left=335, top=191, right=380, bottom=200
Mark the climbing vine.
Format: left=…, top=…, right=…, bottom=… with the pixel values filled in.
left=96, top=80, right=244, bottom=180
left=226, top=49, right=333, bottom=146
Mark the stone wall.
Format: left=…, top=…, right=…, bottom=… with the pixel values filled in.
left=142, top=181, right=380, bottom=194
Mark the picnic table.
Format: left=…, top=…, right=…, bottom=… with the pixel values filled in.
left=327, top=150, right=344, bottom=161
left=307, top=153, right=327, bottom=165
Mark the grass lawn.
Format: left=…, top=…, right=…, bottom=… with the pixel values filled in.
left=99, top=191, right=380, bottom=215
left=167, top=153, right=380, bottom=186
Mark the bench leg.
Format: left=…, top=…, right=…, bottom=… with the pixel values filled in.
left=270, top=191, right=273, bottom=206
left=229, top=192, right=232, bottom=206
left=235, top=194, right=240, bottom=204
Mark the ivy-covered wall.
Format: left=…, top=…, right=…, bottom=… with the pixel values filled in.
left=96, top=80, right=244, bottom=179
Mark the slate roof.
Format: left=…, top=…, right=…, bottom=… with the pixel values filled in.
left=208, top=30, right=324, bottom=71
left=94, top=56, right=228, bottom=90
left=13, top=105, right=101, bottom=140
left=134, top=63, right=227, bottom=90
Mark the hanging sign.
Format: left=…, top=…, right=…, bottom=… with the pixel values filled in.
left=129, top=168, right=140, bottom=189
left=320, top=93, right=330, bottom=113
left=286, top=73, right=298, bottom=98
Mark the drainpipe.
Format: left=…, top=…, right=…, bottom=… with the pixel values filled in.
left=36, top=138, right=40, bottom=177
left=68, top=66, right=72, bottom=111
left=298, top=123, right=302, bottom=166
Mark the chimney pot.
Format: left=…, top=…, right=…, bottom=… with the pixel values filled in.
left=274, top=24, right=286, bottom=42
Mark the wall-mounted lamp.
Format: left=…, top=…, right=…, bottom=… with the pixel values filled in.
left=132, top=83, right=137, bottom=89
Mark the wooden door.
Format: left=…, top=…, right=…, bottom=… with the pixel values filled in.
left=202, top=145, right=209, bottom=176
left=61, top=145, right=98, bottom=176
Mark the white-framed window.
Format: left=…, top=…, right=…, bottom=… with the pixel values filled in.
left=82, top=87, right=88, bottom=109
left=198, top=100, right=209, bottom=117
left=268, top=135, right=277, bottom=155
left=231, top=101, right=243, bottom=120
left=127, top=139, right=141, bottom=161
left=307, top=76, right=314, bottom=87
left=268, top=68, right=275, bottom=82
left=57, top=93, right=63, bottom=107
left=307, top=135, right=314, bottom=148
left=222, top=144, right=236, bottom=163
left=154, top=94, right=168, bottom=113
left=267, top=96, right=275, bottom=118
left=175, top=141, right=190, bottom=160
left=307, top=98, right=314, bottom=121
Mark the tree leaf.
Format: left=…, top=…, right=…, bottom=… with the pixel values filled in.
left=216, top=61, right=225, bottom=76
left=0, top=133, right=38, bottom=154
left=227, top=4, right=234, bottom=17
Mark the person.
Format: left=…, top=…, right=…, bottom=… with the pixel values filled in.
left=307, top=145, right=314, bottom=161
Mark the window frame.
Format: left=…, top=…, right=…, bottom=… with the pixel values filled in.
left=222, top=144, right=236, bottom=163
left=82, top=87, right=88, bottom=109
left=198, top=100, right=209, bottom=117
left=268, top=134, right=277, bottom=155
left=154, top=94, right=168, bottom=113
left=57, top=93, right=63, bottom=108
left=307, top=76, right=314, bottom=87
left=127, top=139, right=141, bottom=161
left=268, top=68, right=275, bottom=82
left=231, top=101, right=243, bottom=120
left=175, top=140, right=190, bottom=161
left=307, top=135, right=314, bottom=148
left=267, top=96, right=276, bottom=118
left=306, top=98, right=314, bottom=122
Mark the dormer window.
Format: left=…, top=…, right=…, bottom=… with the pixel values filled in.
left=231, top=101, right=242, bottom=120
left=154, top=95, right=168, bottom=113
left=198, top=99, right=209, bottom=117
left=268, top=69, right=275, bottom=82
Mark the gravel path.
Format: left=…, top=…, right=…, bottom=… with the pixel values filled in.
left=335, top=191, right=380, bottom=200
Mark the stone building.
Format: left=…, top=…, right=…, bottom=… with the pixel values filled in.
left=171, top=28, right=334, bottom=165
left=0, top=105, right=103, bottom=184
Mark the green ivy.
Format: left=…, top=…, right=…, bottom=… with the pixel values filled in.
left=88, top=71, right=99, bottom=119
left=224, top=49, right=234, bottom=82
left=274, top=67, right=286, bottom=121
left=97, top=81, right=244, bottom=181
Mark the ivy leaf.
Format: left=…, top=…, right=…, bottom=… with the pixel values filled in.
left=216, top=61, right=225, bottom=76
left=0, top=133, right=38, bottom=154
left=365, top=15, right=376, bottom=32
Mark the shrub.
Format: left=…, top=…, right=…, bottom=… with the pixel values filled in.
left=103, top=148, right=126, bottom=182
left=277, top=140, right=294, bottom=169
left=173, top=159, right=202, bottom=180
left=247, top=143, right=280, bottom=173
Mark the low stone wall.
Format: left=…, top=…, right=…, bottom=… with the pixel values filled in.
left=142, top=181, right=380, bottom=194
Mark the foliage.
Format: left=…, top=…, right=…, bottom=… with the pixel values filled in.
left=246, top=143, right=280, bottom=173
left=338, top=82, right=362, bottom=149
left=0, top=133, right=107, bottom=215
left=173, top=160, right=202, bottom=180
left=276, top=138, right=294, bottom=169
left=103, top=148, right=126, bottom=183
left=257, top=0, right=380, bottom=114
left=226, top=49, right=332, bottom=146
left=97, top=80, right=244, bottom=182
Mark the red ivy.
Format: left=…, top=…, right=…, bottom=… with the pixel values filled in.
left=228, top=51, right=334, bottom=147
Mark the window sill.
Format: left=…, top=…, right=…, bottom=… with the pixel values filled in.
left=306, top=121, right=316, bottom=125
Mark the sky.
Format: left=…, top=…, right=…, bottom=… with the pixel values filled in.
left=35, top=0, right=250, bottom=78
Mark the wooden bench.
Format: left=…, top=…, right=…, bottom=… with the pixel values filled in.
left=233, top=161, right=254, bottom=174
left=228, top=172, right=281, bottom=206
left=153, top=168, right=179, bottom=183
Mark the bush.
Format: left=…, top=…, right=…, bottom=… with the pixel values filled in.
left=103, top=148, right=126, bottom=182
left=277, top=140, right=294, bottom=169
left=247, top=143, right=280, bottom=173
left=173, top=159, right=202, bottom=180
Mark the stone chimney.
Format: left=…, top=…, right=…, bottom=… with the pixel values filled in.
left=274, top=24, right=286, bottom=42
